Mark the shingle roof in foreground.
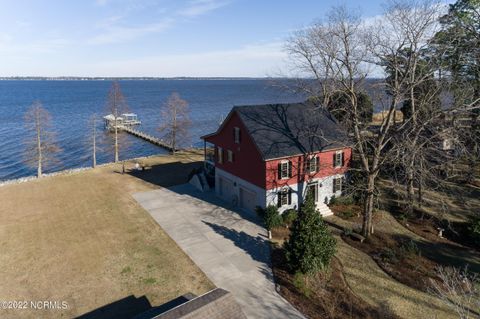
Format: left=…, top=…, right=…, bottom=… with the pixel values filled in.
left=152, top=288, right=247, bottom=319
left=233, top=102, right=351, bottom=160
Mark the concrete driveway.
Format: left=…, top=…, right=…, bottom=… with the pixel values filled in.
left=133, top=184, right=304, bottom=319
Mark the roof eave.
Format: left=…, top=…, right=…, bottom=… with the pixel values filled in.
left=263, top=145, right=353, bottom=162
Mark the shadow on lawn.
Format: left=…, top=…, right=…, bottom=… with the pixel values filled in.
left=76, top=294, right=194, bottom=319
left=128, top=160, right=202, bottom=188
left=388, top=233, right=480, bottom=275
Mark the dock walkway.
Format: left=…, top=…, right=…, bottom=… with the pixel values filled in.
left=120, top=126, right=174, bottom=152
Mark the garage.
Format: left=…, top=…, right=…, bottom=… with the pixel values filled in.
left=218, top=176, right=234, bottom=203
left=239, top=187, right=257, bottom=212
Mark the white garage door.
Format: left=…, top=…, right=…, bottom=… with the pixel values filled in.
left=219, top=177, right=234, bottom=203
left=239, top=187, right=256, bottom=212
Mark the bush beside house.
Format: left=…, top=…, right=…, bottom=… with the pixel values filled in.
left=285, top=193, right=336, bottom=274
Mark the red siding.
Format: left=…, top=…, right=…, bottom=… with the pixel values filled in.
left=265, top=148, right=352, bottom=190
left=205, top=112, right=266, bottom=188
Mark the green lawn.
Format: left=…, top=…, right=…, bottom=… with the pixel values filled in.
left=0, top=152, right=214, bottom=318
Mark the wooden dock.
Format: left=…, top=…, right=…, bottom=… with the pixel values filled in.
left=120, top=126, right=174, bottom=152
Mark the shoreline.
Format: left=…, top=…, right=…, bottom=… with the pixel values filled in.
left=0, top=149, right=201, bottom=187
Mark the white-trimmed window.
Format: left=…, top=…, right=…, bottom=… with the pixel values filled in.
left=333, top=177, right=343, bottom=193
left=277, top=189, right=291, bottom=207
left=334, top=151, right=344, bottom=168
left=306, top=156, right=319, bottom=174
left=234, top=127, right=241, bottom=144
left=279, top=161, right=291, bottom=179
left=217, top=147, right=223, bottom=164
left=227, top=150, right=234, bottom=162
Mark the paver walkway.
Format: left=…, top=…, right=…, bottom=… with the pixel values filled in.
left=133, top=184, right=304, bottom=319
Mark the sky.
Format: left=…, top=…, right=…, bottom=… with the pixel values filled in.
left=0, top=0, right=453, bottom=77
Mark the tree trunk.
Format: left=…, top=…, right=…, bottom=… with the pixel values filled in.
left=268, top=230, right=272, bottom=240
left=93, top=121, right=97, bottom=168
left=362, top=174, right=375, bottom=238
left=417, top=175, right=423, bottom=208
left=172, top=108, right=177, bottom=154
left=410, top=80, right=416, bottom=125
left=406, top=170, right=414, bottom=215
left=114, top=124, right=119, bottom=163
left=36, top=111, right=42, bottom=178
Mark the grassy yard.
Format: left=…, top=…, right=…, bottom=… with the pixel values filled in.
left=0, top=151, right=214, bottom=319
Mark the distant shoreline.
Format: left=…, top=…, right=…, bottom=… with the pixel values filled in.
left=0, top=76, right=290, bottom=81
left=0, top=77, right=384, bottom=81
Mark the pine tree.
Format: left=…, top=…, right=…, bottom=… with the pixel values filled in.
left=285, top=191, right=336, bottom=274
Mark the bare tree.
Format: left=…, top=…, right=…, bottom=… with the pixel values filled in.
left=429, top=266, right=480, bottom=319
left=86, top=114, right=100, bottom=168
left=383, top=0, right=480, bottom=215
left=284, top=1, right=453, bottom=237
left=158, top=92, right=191, bottom=154
left=105, top=81, right=129, bottom=163
left=23, top=101, right=61, bottom=178
left=377, top=0, right=446, bottom=213
left=286, top=6, right=381, bottom=237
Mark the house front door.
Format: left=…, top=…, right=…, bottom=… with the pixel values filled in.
left=306, top=183, right=318, bottom=202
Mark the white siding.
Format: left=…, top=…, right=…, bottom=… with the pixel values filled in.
left=215, top=168, right=266, bottom=212
left=266, top=174, right=346, bottom=215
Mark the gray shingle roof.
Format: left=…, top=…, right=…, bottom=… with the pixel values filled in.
left=233, top=102, right=351, bottom=160
left=152, top=288, right=247, bottom=319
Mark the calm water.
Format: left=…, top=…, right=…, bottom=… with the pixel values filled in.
left=0, top=80, right=304, bottom=181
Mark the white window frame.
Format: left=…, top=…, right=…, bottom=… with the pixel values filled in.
left=280, top=161, right=290, bottom=179
left=333, top=177, right=343, bottom=193
left=234, top=127, right=240, bottom=144
left=218, top=147, right=223, bottom=164
left=278, top=189, right=290, bottom=206
left=335, top=151, right=344, bottom=168
left=227, top=150, right=233, bottom=162
left=307, top=156, right=318, bottom=174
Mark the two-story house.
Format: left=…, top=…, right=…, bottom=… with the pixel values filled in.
left=201, top=102, right=352, bottom=216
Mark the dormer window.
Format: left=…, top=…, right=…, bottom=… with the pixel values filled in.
left=234, top=127, right=241, bottom=144
left=334, top=151, right=344, bottom=168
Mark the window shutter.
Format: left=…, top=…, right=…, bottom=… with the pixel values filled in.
left=315, top=156, right=320, bottom=172
left=278, top=163, right=282, bottom=179
left=288, top=189, right=292, bottom=205
left=333, top=178, right=337, bottom=193
left=341, top=152, right=345, bottom=167
left=333, top=153, right=337, bottom=167
left=239, top=129, right=242, bottom=143
left=233, top=128, right=236, bottom=141
left=277, top=194, right=282, bottom=208
left=288, top=161, right=292, bottom=178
